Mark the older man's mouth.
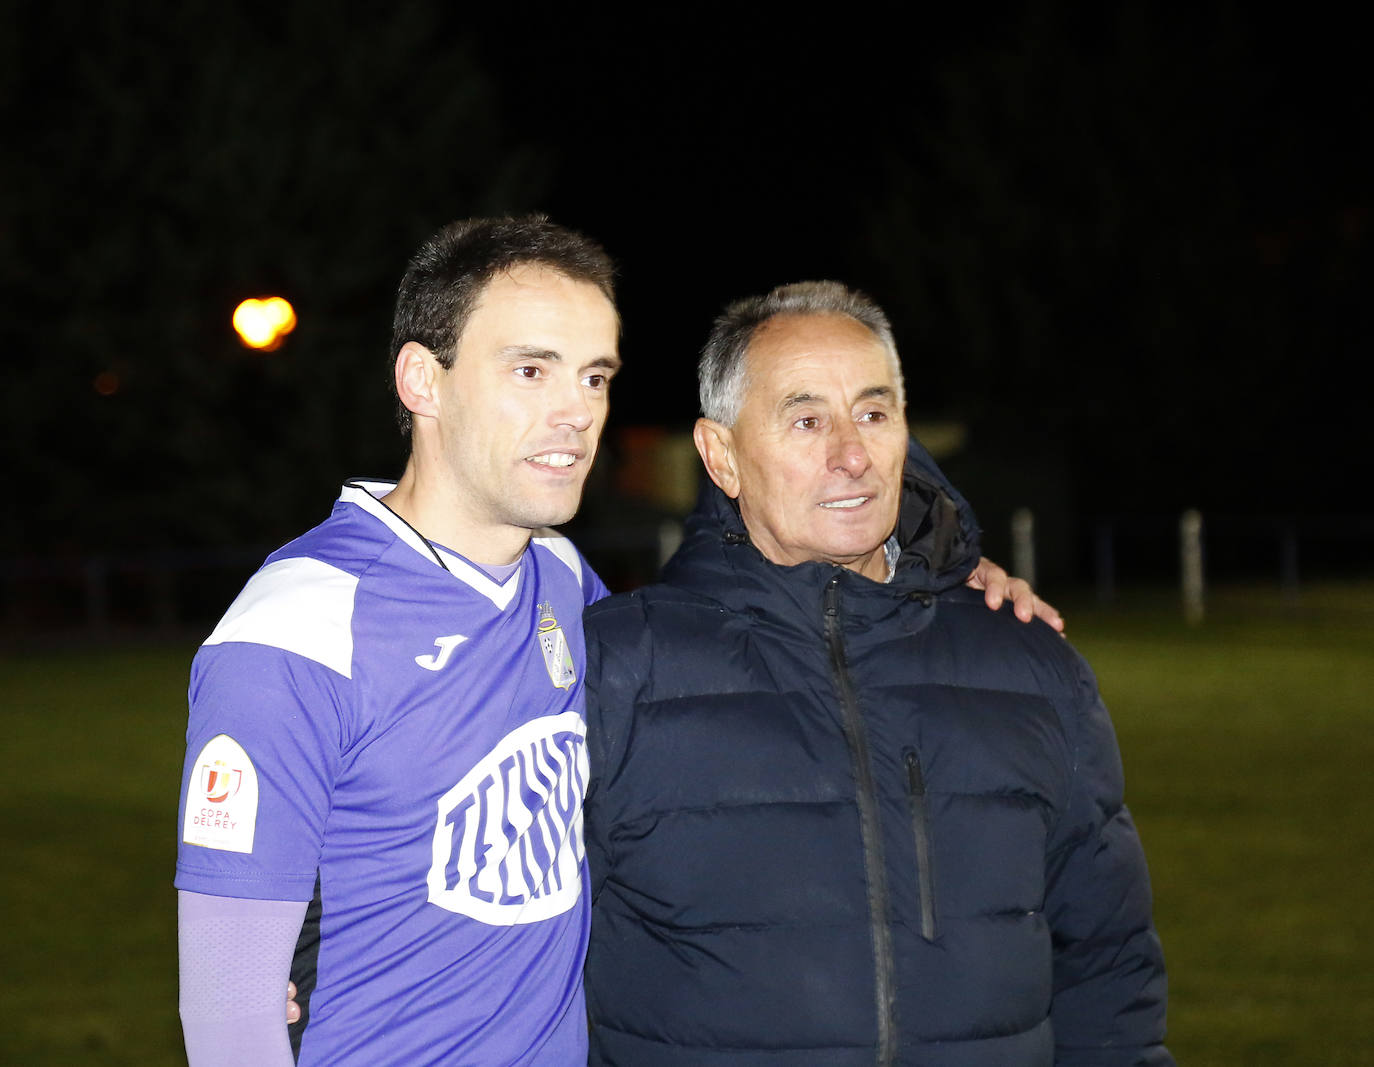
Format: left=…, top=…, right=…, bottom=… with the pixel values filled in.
left=820, top=496, right=870, bottom=509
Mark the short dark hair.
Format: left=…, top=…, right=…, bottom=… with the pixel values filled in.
left=698, top=280, right=904, bottom=426
left=390, top=215, right=617, bottom=434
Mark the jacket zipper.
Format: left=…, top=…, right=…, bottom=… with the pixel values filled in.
left=823, top=576, right=896, bottom=1067
left=904, top=749, right=938, bottom=941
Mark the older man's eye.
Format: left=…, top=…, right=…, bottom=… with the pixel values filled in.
left=859, top=410, right=887, bottom=423
left=795, top=416, right=821, bottom=430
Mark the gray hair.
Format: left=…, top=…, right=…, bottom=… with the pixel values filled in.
left=697, top=280, right=905, bottom=426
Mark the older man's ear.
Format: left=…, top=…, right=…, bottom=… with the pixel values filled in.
left=693, top=419, right=741, bottom=500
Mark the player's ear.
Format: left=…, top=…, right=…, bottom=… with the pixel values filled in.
left=394, top=342, right=442, bottom=422
left=693, top=418, right=741, bottom=499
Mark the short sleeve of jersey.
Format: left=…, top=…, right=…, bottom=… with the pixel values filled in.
left=175, top=561, right=353, bottom=902
left=531, top=530, right=609, bottom=608
left=584, top=562, right=609, bottom=607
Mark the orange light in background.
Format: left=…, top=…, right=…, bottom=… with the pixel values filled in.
left=93, top=370, right=120, bottom=396
left=233, top=296, right=297, bottom=351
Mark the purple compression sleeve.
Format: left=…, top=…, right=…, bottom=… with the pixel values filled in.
left=178, top=890, right=308, bottom=1067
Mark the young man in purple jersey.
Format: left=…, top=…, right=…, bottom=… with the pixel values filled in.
left=176, top=216, right=621, bottom=1065
left=180, top=216, right=1056, bottom=1065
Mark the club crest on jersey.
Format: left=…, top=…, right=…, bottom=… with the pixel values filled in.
left=536, top=601, right=576, bottom=689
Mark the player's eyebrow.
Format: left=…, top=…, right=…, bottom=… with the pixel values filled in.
left=497, top=345, right=562, bottom=363
left=497, top=346, right=622, bottom=373
left=855, top=385, right=897, bottom=403
left=587, top=354, right=622, bottom=373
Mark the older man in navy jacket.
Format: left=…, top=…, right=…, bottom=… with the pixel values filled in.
left=584, top=281, right=1170, bottom=1066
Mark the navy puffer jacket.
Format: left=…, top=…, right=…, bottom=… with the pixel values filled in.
left=584, top=440, right=1171, bottom=1066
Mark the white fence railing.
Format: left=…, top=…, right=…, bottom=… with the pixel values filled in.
left=3, top=513, right=1372, bottom=636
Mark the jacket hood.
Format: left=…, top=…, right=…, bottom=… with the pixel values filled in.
left=660, top=436, right=983, bottom=607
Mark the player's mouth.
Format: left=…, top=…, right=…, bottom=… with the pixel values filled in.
left=819, top=496, right=871, bottom=509
left=526, top=450, right=581, bottom=469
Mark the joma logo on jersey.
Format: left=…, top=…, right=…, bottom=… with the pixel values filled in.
left=415, top=633, right=467, bottom=672
left=536, top=601, right=576, bottom=689
left=426, top=712, right=587, bottom=925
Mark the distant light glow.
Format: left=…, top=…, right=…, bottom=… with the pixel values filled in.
left=233, top=297, right=297, bottom=351
left=93, top=370, right=120, bottom=396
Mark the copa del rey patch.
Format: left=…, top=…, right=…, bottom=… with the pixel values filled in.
left=182, top=733, right=259, bottom=853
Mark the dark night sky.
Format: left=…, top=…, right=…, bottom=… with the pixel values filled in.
left=465, top=7, right=1013, bottom=420
left=5, top=1, right=1371, bottom=573
left=466, top=6, right=1372, bottom=418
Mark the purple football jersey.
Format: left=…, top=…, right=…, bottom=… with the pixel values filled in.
left=175, top=481, right=607, bottom=1065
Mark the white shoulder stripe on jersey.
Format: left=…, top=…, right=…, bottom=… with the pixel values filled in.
left=204, top=557, right=358, bottom=678
left=532, top=531, right=585, bottom=589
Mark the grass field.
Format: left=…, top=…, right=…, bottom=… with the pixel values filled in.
left=2, top=583, right=1372, bottom=1064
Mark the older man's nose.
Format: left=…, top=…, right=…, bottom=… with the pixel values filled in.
left=829, top=422, right=872, bottom=478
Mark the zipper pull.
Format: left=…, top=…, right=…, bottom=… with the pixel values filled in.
left=824, top=575, right=841, bottom=616
left=905, top=749, right=926, bottom=796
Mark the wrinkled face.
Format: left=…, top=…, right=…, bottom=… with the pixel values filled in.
left=435, top=264, right=620, bottom=539
left=702, top=313, right=908, bottom=581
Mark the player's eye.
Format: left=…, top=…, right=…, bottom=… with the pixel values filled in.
left=582, top=373, right=607, bottom=389
left=514, top=365, right=542, bottom=379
